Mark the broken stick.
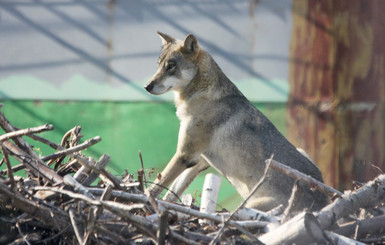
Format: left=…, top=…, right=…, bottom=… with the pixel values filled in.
left=267, top=159, right=342, bottom=197
left=0, top=124, right=54, bottom=143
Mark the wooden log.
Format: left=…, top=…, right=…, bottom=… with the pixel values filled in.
left=259, top=212, right=325, bottom=245
left=260, top=174, right=385, bottom=244
left=324, top=231, right=366, bottom=245
left=199, top=173, right=222, bottom=225
left=317, top=174, right=385, bottom=229
left=336, top=214, right=385, bottom=238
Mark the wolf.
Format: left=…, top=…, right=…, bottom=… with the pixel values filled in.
left=145, top=32, right=328, bottom=211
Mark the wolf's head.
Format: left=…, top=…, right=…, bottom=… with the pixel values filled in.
left=145, top=32, right=200, bottom=95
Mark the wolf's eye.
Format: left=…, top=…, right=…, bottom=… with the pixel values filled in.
left=166, top=62, right=176, bottom=71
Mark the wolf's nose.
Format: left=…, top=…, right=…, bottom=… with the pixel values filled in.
left=144, top=83, right=154, bottom=92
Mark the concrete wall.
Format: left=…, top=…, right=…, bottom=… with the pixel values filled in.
left=0, top=0, right=292, bottom=101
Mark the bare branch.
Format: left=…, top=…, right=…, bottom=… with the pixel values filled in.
left=268, top=159, right=343, bottom=197
left=157, top=211, right=169, bottom=245
left=0, top=124, right=54, bottom=143
left=1, top=143, right=15, bottom=190
left=72, top=154, right=122, bottom=188
left=282, top=179, right=306, bottom=222
left=41, top=136, right=101, bottom=162
left=2, top=140, right=63, bottom=184
left=69, top=209, right=86, bottom=245
left=0, top=182, right=70, bottom=231
left=260, top=174, right=385, bottom=244
left=317, top=174, right=385, bottom=229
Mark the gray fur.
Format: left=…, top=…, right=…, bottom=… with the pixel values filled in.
left=145, top=32, right=328, bottom=211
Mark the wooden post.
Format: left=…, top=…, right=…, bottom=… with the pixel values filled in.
left=287, top=0, right=385, bottom=190
left=199, top=173, right=222, bottom=225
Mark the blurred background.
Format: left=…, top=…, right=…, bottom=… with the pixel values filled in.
left=0, top=0, right=384, bottom=210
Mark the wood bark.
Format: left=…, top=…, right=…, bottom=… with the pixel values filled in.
left=336, top=214, right=385, bottom=238
left=259, top=212, right=325, bottom=245
left=199, top=173, right=222, bottom=225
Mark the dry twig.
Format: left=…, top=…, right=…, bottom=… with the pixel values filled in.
left=268, top=159, right=343, bottom=197
left=1, top=143, right=15, bottom=190
left=0, top=124, right=53, bottom=143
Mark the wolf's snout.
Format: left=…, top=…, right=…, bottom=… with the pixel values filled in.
left=144, top=82, right=154, bottom=93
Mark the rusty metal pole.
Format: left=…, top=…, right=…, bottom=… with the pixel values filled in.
left=287, top=0, right=385, bottom=190
left=287, top=0, right=337, bottom=187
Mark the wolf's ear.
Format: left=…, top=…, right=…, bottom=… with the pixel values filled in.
left=182, top=34, right=199, bottom=55
left=157, top=31, right=175, bottom=45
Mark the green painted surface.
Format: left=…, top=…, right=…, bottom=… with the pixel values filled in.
left=0, top=74, right=289, bottom=102
left=0, top=100, right=286, bottom=210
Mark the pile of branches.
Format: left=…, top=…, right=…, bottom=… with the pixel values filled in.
left=1, top=108, right=385, bottom=245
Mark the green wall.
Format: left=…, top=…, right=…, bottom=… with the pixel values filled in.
left=0, top=100, right=286, bottom=210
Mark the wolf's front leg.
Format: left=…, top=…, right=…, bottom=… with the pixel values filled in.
left=147, top=152, right=201, bottom=198
left=163, top=157, right=210, bottom=201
